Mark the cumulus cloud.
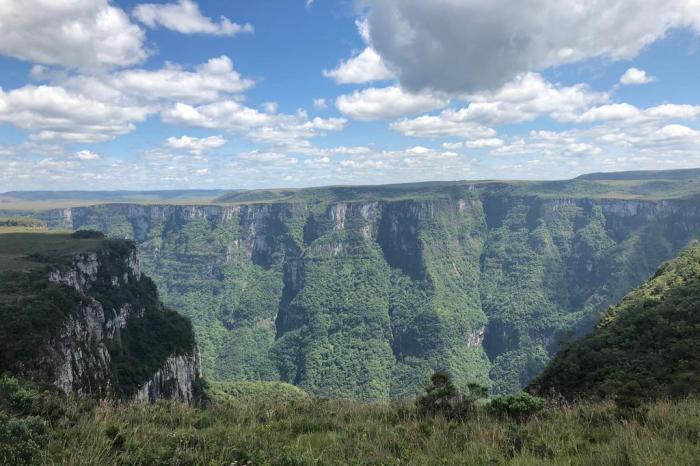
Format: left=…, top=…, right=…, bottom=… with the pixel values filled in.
left=313, top=98, right=328, bottom=110
left=324, top=48, right=394, bottom=84
left=165, top=135, right=227, bottom=154
left=64, top=56, right=252, bottom=105
left=0, top=0, right=147, bottom=70
left=73, top=150, right=101, bottom=161
left=362, top=0, right=700, bottom=93
left=465, top=138, right=505, bottom=149
left=578, top=103, right=700, bottom=124
left=336, top=86, right=447, bottom=120
left=323, top=19, right=393, bottom=84
left=134, top=0, right=253, bottom=36
left=619, top=67, right=656, bottom=85
left=392, top=73, right=605, bottom=137
left=491, top=131, right=603, bottom=158
left=0, top=85, right=151, bottom=143
left=162, top=101, right=347, bottom=147
left=391, top=115, right=496, bottom=139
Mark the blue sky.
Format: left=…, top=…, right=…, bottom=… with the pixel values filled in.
left=1, top=0, right=700, bottom=190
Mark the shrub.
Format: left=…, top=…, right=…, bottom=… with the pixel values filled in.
left=0, top=413, right=48, bottom=465
left=416, top=372, right=486, bottom=420
left=489, top=392, right=544, bottom=421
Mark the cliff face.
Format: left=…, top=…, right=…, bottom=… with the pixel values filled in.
left=0, top=238, right=201, bottom=403
left=40, top=190, right=700, bottom=398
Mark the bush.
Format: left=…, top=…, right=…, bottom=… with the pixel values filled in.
left=72, top=230, right=105, bottom=239
left=0, top=413, right=48, bottom=465
left=0, top=375, right=38, bottom=416
left=416, top=372, right=487, bottom=420
left=489, top=392, right=544, bottom=421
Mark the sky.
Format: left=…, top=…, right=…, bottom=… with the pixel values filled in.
left=1, top=0, right=700, bottom=191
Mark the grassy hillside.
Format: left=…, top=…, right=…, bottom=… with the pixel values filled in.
left=533, top=242, right=700, bottom=400
left=0, top=231, right=104, bottom=272
left=1, top=374, right=699, bottom=465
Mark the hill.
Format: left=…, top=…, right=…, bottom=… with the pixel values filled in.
left=533, top=242, right=700, bottom=400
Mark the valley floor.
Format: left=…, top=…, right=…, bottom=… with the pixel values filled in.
left=5, top=384, right=700, bottom=465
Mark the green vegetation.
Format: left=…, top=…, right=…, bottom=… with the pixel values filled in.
left=534, top=241, right=700, bottom=401
left=0, top=231, right=103, bottom=272
left=0, top=216, right=45, bottom=231
left=0, top=374, right=699, bottom=465
left=210, top=381, right=309, bottom=403
left=5, top=168, right=700, bottom=399
left=0, top=233, right=197, bottom=399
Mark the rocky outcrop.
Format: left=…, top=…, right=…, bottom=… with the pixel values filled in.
left=33, top=241, right=201, bottom=402
left=134, top=351, right=202, bottom=404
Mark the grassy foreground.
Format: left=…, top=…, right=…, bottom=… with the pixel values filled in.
left=2, top=378, right=698, bottom=466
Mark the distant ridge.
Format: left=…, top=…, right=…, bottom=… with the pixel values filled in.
left=577, top=167, right=700, bottom=181
left=1, top=189, right=230, bottom=201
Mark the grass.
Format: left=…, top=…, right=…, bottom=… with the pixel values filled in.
left=16, top=392, right=700, bottom=465
left=0, top=231, right=105, bottom=272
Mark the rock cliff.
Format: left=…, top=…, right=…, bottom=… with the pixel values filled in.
left=0, top=235, right=201, bottom=403
left=31, top=183, right=700, bottom=398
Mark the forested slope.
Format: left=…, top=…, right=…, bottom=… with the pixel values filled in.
left=533, top=242, right=700, bottom=400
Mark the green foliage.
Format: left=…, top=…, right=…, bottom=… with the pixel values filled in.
left=0, top=270, right=81, bottom=371
left=489, top=392, right=545, bottom=421
left=416, top=372, right=488, bottom=420
left=534, top=242, right=700, bottom=400
left=0, top=216, right=45, bottom=229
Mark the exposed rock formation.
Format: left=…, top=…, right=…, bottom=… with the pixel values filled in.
left=5, top=240, right=201, bottom=403
left=30, top=186, right=700, bottom=398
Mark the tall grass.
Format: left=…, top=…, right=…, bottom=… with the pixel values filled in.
left=27, top=396, right=700, bottom=465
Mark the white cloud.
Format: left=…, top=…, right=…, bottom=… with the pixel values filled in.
left=0, top=0, right=147, bottom=70
left=134, top=0, right=253, bottom=36
left=162, top=101, right=347, bottom=146
left=392, top=73, right=604, bottom=137
left=236, top=151, right=298, bottom=166
left=0, top=85, right=151, bottom=143
left=465, top=138, right=505, bottom=149
left=73, top=150, right=101, bottom=161
left=578, top=103, right=700, bottom=124
left=164, top=135, right=227, bottom=154
left=578, top=103, right=641, bottom=123
left=64, top=56, right=252, bottom=104
left=336, top=86, right=447, bottom=121
left=313, top=98, right=328, bottom=110
left=362, top=0, right=700, bottom=93
left=323, top=18, right=393, bottom=84
left=491, top=131, right=603, bottom=158
left=323, top=47, right=394, bottom=84
left=262, top=102, right=279, bottom=114
left=620, top=67, right=656, bottom=85
left=391, top=114, right=496, bottom=139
